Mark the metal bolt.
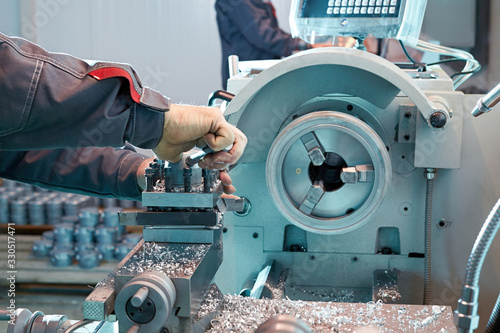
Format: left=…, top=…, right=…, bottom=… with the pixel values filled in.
left=145, top=168, right=155, bottom=192
left=202, top=169, right=213, bottom=193
left=425, top=168, right=437, bottom=180
left=164, top=166, right=173, bottom=192
left=183, top=168, right=192, bottom=192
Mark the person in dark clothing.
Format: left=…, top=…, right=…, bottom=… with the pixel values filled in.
left=0, top=33, right=247, bottom=200
left=215, top=0, right=308, bottom=89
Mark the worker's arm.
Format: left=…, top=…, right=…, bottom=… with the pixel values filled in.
left=216, top=0, right=301, bottom=57
left=0, top=147, right=148, bottom=201
left=0, top=33, right=167, bottom=151
left=0, top=33, right=246, bottom=165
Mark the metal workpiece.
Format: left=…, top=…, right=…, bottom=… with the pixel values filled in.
left=74, top=225, right=95, bottom=244
left=6, top=309, right=71, bottom=333
left=116, top=271, right=177, bottom=333
left=11, top=199, right=28, bottom=225
left=94, top=225, right=118, bottom=244
left=53, top=223, right=74, bottom=244
left=97, top=243, right=116, bottom=261
left=79, top=207, right=99, bottom=227
left=254, top=315, right=313, bottom=333
left=115, top=241, right=137, bottom=261
left=49, top=248, right=75, bottom=267
left=102, top=207, right=120, bottom=227
left=472, top=82, right=500, bottom=117
left=266, top=111, right=391, bottom=234
left=76, top=249, right=102, bottom=269
left=46, top=199, right=63, bottom=222
left=61, top=215, right=79, bottom=225
left=28, top=200, right=46, bottom=225
left=31, top=239, right=53, bottom=258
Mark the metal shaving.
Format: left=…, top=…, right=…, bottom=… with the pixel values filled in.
left=116, top=242, right=210, bottom=278
left=204, top=295, right=455, bottom=332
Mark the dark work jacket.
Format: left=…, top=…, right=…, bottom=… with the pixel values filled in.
left=0, top=33, right=169, bottom=200
left=215, top=0, right=301, bottom=89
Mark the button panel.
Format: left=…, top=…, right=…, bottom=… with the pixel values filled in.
left=323, top=0, right=401, bottom=17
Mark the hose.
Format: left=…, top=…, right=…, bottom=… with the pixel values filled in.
left=455, top=198, right=500, bottom=332
left=464, top=199, right=500, bottom=286
left=423, top=168, right=436, bottom=305
left=485, top=292, right=500, bottom=333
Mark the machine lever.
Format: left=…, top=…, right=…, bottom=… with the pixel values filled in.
left=185, top=144, right=233, bottom=167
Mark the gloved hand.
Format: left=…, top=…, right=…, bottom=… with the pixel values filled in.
left=152, top=104, right=247, bottom=169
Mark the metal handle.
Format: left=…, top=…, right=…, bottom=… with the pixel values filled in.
left=208, top=90, right=235, bottom=107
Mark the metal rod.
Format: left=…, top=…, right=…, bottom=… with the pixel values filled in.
left=131, top=287, right=149, bottom=307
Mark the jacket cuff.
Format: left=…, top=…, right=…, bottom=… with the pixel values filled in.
left=126, top=102, right=166, bottom=149
left=117, top=153, right=148, bottom=201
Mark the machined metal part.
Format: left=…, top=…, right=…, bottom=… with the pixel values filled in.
left=79, top=207, right=100, bottom=227
left=116, top=271, right=177, bottom=333
left=49, top=249, right=74, bottom=267
left=74, top=225, right=94, bottom=244
left=102, top=207, right=120, bottom=227
left=97, top=243, right=116, bottom=261
left=32, top=239, right=53, bottom=258
left=76, top=249, right=102, bottom=269
left=53, top=223, right=74, bottom=244
left=94, top=225, right=118, bottom=244
left=266, top=111, right=391, bottom=234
